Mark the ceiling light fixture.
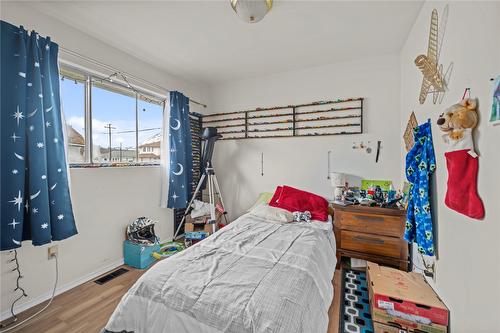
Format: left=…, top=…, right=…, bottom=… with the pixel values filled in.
left=230, top=0, right=273, bottom=23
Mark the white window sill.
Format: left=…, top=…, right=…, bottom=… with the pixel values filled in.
left=69, top=163, right=160, bottom=169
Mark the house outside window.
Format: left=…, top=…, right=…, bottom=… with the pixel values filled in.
left=138, top=133, right=161, bottom=162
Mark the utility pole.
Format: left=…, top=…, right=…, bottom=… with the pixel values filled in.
left=104, top=123, right=115, bottom=161
left=119, top=143, right=123, bottom=162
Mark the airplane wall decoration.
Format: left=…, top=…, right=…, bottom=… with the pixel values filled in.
left=415, top=8, right=451, bottom=105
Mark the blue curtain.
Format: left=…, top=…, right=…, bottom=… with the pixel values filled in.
left=1, top=21, right=77, bottom=251
left=167, top=91, right=193, bottom=208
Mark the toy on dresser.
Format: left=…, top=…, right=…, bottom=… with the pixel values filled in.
left=436, top=98, right=485, bottom=219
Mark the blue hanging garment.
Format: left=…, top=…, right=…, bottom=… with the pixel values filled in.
left=490, top=75, right=500, bottom=124
left=404, top=120, right=436, bottom=256
left=1, top=21, right=77, bottom=250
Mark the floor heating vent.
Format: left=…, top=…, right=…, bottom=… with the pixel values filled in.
left=94, top=267, right=129, bottom=285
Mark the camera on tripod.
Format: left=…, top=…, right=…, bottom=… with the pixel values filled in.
left=173, top=127, right=227, bottom=240
left=200, top=127, right=222, bottom=189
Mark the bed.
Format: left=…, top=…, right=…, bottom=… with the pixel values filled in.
left=104, top=211, right=337, bottom=333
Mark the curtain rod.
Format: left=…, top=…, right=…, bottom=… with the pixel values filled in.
left=60, top=61, right=166, bottom=104
left=59, top=46, right=207, bottom=108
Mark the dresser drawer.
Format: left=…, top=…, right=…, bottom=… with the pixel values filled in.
left=340, top=230, right=403, bottom=259
left=338, top=211, right=404, bottom=237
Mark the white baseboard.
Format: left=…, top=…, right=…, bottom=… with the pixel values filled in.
left=0, top=258, right=124, bottom=321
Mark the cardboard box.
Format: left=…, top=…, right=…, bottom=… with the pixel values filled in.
left=185, top=222, right=212, bottom=234
left=374, top=321, right=443, bottom=333
left=374, top=322, right=408, bottom=333
left=185, top=222, right=194, bottom=232
left=186, top=214, right=210, bottom=225
left=367, top=262, right=449, bottom=330
left=371, top=307, right=447, bottom=333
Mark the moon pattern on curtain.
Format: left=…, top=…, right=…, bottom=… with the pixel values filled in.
left=1, top=21, right=77, bottom=251
left=167, top=92, right=193, bottom=209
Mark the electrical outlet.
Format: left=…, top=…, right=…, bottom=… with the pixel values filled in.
left=48, top=245, right=58, bottom=259
left=431, top=263, right=437, bottom=282
left=424, top=262, right=436, bottom=282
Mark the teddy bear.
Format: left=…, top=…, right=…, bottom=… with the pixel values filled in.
left=436, top=98, right=478, bottom=141
left=436, top=97, right=484, bottom=219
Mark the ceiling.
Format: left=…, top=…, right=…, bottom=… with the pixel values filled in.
left=25, top=1, right=423, bottom=85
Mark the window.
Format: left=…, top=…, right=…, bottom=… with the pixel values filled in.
left=59, top=67, right=164, bottom=166
left=60, top=75, right=86, bottom=163
left=91, top=85, right=137, bottom=163
left=138, top=99, right=163, bottom=163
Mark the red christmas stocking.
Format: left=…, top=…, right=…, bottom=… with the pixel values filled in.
left=444, top=149, right=485, bottom=219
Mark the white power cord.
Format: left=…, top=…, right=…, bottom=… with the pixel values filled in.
left=0, top=254, right=59, bottom=332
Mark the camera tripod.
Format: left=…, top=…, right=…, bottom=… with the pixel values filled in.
left=172, top=163, right=226, bottom=240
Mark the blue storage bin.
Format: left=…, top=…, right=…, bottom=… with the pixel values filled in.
left=185, top=231, right=209, bottom=240
left=123, top=241, right=160, bottom=269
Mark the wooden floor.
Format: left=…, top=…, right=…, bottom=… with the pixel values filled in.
left=1, top=265, right=341, bottom=333
left=327, top=270, right=342, bottom=333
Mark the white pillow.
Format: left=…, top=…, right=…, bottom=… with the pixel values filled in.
left=249, top=204, right=293, bottom=223
left=246, top=192, right=274, bottom=212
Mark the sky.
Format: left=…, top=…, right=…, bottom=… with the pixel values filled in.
left=60, top=77, right=162, bottom=150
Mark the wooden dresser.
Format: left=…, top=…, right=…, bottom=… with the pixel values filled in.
left=332, top=204, right=410, bottom=271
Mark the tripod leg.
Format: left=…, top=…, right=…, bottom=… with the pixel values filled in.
left=207, top=174, right=218, bottom=234
left=212, top=173, right=226, bottom=213
left=212, top=173, right=229, bottom=225
left=173, top=215, right=187, bottom=242
left=172, top=173, right=206, bottom=241
left=207, top=174, right=216, bottom=221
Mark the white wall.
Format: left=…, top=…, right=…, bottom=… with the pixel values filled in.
left=209, top=54, right=402, bottom=220
left=400, top=2, right=500, bottom=332
left=0, top=2, right=208, bottom=317
left=2, top=2, right=498, bottom=331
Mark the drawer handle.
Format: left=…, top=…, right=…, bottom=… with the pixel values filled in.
left=353, top=235, right=385, bottom=245
left=355, top=215, right=385, bottom=222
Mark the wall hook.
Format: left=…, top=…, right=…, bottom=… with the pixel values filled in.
left=260, top=153, right=264, bottom=176
left=327, top=151, right=332, bottom=179
left=375, top=140, right=382, bottom=163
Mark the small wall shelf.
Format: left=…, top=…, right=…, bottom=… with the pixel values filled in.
left=202, top=98, right=364, bottom=140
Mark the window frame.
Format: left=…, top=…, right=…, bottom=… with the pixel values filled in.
left=60, top=65, right=165, bottom=167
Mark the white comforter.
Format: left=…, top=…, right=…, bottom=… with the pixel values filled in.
left=104, top=213, right=337, bottom=333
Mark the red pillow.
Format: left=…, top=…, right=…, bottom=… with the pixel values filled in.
left=269, top=185, right=329, bottom=221
left=269, top=186, right=283, bottom=206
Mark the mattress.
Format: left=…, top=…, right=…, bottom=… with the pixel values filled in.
left=104, top=213, right=337, bottom=333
